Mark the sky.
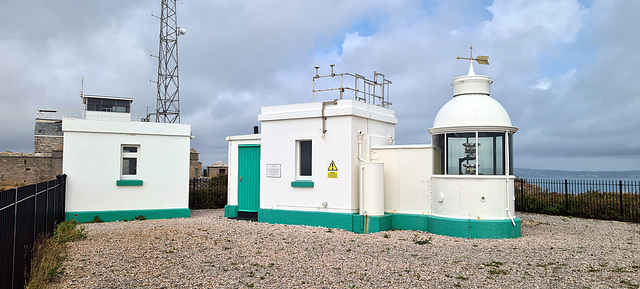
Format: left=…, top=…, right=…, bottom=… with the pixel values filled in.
left=0, top=0, right=638, bottom=172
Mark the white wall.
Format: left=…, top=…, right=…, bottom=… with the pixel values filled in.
left=255, top=99, right=397, bottom=214
left=226, top=134, right=261, bottom=206
left=431, top=175, right=515, bottom=220
left=85, top=111, right=131, bottom=122
left=62, top=118, right=191, bottom=212
left=371, top=145, right=432, bottom=215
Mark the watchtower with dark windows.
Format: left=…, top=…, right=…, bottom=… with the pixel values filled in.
left=81, top=94, right=133, bottom=121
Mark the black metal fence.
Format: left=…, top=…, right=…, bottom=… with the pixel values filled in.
left=189, top=175, right=228, bottom=210
left=0, top=174, right=67, bottom=289
left=515, top=178, right=640, bottom=223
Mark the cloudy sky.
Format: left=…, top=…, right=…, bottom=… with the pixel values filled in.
left=1, top=0, right=638, bottom=171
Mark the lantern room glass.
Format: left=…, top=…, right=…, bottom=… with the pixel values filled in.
left=433, top=132, right=512, bottom=176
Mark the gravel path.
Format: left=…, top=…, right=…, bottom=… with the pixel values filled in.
left=52, top=210, right=640, bottom=288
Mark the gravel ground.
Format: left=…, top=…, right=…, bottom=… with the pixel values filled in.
left=52, top=209, right=640, bottom=289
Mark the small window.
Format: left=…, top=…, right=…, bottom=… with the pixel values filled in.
left=123, top=146, right=138, bottom=153
left=121, top=145, right=140, bottom=179
left=298, top=140, right=312, bottom=178
left=86, top=98, right=131, bottom=113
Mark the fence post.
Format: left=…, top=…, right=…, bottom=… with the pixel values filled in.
left=11, top=188, right=17, bottom=289
left=619, top=180, right=624, bottom=221
left=520, top=178, right=524, bottom=209
left=564, top=179, right=569, bottom=215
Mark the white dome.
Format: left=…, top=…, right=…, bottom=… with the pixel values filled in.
left=433, top=94, right=512, bottom=128
left=429, top=70, right=517, bottom=134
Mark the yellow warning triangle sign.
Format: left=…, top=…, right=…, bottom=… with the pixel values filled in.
left=328, top=161, right=338, bottom=171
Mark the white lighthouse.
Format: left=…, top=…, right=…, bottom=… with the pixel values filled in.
left=225, top=48, right=521, bottom=238
left=427, top=55, right=519, bottom=237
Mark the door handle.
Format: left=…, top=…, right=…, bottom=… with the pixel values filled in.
left=239, top=176, right=243, bottom=182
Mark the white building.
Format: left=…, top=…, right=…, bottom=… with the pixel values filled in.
left=226, top=62, right=520, bottom=238
left=63, top=95, right=191, bottom=222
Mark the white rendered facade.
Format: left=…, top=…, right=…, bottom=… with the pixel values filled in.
left=62, top=116, right=191, bottom=222
left=258, top=100, right=396, bottom=214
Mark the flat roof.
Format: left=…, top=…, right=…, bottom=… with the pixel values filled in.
left=82, top=94, right=134, bottom=102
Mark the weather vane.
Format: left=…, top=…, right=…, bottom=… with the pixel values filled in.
left=456, top=44, right=489, bottom=65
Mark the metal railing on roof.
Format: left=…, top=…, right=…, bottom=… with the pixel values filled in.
left=36, top=109, right=147, bottom=122
left=312, top=65, right=392, bottom=108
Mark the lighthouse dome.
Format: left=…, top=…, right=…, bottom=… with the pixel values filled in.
left=430, top=72, right=516, bottom=133
left=433, top=93, right=512, bottom=128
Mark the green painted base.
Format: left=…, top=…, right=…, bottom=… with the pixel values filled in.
left=224, top=205, right=238, bottom=218
left=352, top=214, right=392, bottom=234
left=66, top=208, right=190, bottom=223
left=243, top=208, right=520, bottom=238
left=257, top=209, right=391, bottom=234
left=390, top=213, right=521, bottom=239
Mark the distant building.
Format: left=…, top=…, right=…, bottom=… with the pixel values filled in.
left=207, top=161, right=228, bottom=177
left=0, top=112, right=63, bottom=190
left=190, top=148, right=202, bottom=178
left=63, top=95, right=192, bottom=222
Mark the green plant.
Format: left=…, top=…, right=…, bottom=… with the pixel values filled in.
left=412, top=234, right=432, bottom=245
left=482, top=261, right=504, bottom=268
left=27, top=221, right=86, bottom=288
left=488, top=269, right=508, bottom=275
left=53, top=220, right=86, bottom=243
left=135, top=215, right=147, bottom=220
left=619, top=279, right=638, bottom=289
left=90, top=215, right=103, bottom=223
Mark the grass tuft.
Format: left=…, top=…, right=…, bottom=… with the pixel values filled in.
left=27, top=220, right=86, bottom=288
left=90, top=215, right=103, bottom=223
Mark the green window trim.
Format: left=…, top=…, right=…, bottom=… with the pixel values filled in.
left=116, top=179, right=143, bottom=186
left=291, top=180, right=314, bottom=187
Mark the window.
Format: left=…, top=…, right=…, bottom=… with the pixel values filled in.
left=432, top=134, right=445, bottom=175
left=86, top=98, right=131, bottom=113
left=446, top=133, right=476, bottom=175
left=121, top=145, right=139, bottom=178
left=442, top=132, right=511, bottom=176
left=508, top=133, right=514, bottom=175
left=477, top=132, right=505, bottom=175
left=298, top=140, right=312, bottom=178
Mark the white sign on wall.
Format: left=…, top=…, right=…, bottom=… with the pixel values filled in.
left=266, top=164, right=281, bottom=178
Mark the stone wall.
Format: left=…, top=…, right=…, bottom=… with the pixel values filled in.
left=34, top=118, right=63, bottom=153
left=34, top=136, right=64, bottom=153
left=0, top=152, right=62, bottom=190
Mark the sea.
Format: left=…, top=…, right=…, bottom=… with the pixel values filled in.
left=514, top=168, right=640, bottom=182
left=514, top=168, right=640, bottom=193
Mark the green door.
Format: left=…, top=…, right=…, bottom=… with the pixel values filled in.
left=238, top=145, right=260, bottom=212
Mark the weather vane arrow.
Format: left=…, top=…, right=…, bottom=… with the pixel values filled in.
left=456, top=44, right=489, bottom=65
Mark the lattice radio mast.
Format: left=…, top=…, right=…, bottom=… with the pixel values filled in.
left=155, top=0, right=185, bottom=123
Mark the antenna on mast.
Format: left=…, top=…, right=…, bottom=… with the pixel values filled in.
left=155, top=0, right=185, bottom=123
